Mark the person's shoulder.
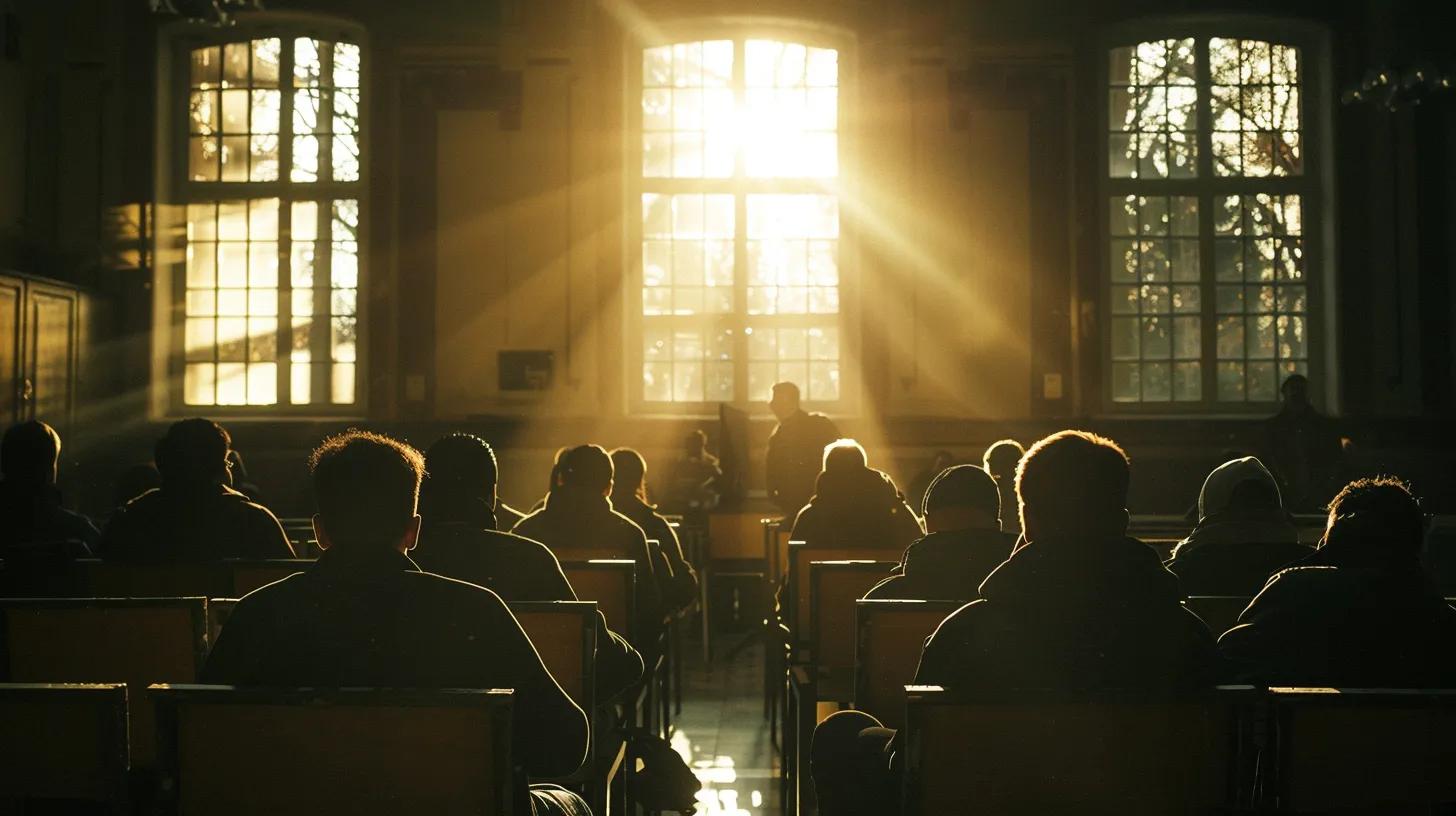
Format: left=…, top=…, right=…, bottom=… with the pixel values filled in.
left=232, top=569, right=309, bottom=613
left=403, top=568, right=513, bottom=608
left=487, top=528, right=561, bottom=563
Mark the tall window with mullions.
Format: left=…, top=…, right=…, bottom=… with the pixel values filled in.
left=1106, top=34, right=1316, bottom=406
left=176, top=33, right=361, bottom=408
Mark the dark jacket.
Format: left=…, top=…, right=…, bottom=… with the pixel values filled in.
left=610, top=492, right=699, bottom=614
left=412, top=518, right=645, bottom=703
left=512, top=489, right=667, bottom=647
left=766, top=410, right=840, bottom=517
left=100, top=484, right=295, bottom=562
left=0, top=480, right=98, bottom=554
left=789, top=467, right=923, bottom=550
left=1166, top=457, right=1312, bottom=596
left=863, top=528, right=1016, bottom=602
left=914, top=536, right=1221, bottom=692
left=202, top=548, right=589, bottom=782
left=1218, top=555, right=1456, bottom=687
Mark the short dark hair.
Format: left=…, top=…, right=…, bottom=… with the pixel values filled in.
left=155, top=418, right=231, bottom=483
left=424, top=433, right=499, bottom=494
left=2, top=421, right=61, bottom=484
left=982, top=439, right=1024, bottom=478
left=923, top=464, right=1000, bottom=518
left=610, top=448, right=647, bottom=492
left=559, top=445, right=613, bottom=493
left=1016, top=430, right=1130, bottom=535
left=1325, top=476, right=1424, bottom=557
left=772, top=382, right=801, bottom=401
left=310, top=430, right=425, bottom=549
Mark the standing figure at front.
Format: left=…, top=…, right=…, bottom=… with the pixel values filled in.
left=765, top=382, right=840, bottom=519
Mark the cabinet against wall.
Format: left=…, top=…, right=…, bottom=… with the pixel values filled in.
left=0, top=272, right=81, bottom=432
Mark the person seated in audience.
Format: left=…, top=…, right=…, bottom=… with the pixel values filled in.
left=203, top=431, right=590, bottom=816
left=513, top=444, right=668, bottom=652
left=0, top=420, right=98, bottom=555
left=789, top=439, right=923, bottom=550
left=609, top=447, right=699, bottom=614
left=811, top=431, right=1219, bottom=816
left=1219, top=476, right=1456, bottom=687
left=661, top=429, right=722, bottom=516
left=766, top=381, right=841, bottom=518
left=863, top=464, right=1015, bottom=601
left=982, top=438, right=1025, bottom=536
left=100, top=418, right=296, bottom=562
left=414, top=433, right=644, bottom=703
left=1164, top=456, right=1312, bottom=596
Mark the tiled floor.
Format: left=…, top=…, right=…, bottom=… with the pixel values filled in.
left=671, top=638, right=781, bottom=816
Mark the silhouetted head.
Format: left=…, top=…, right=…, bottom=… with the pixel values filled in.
left=557, top=444, right=614, bottom=496
left=683, top=429, right=708, bottom=458
left=1197, top=456, right=1284, bottom=521
left=982, top=439, right=1025, bottom=482
left=1319, top=476, right=1425, bottom=565
left=822, top=438, right=868, bottom=474
left=922, top=464, right=1000, bottom=533
left=610, top=448, right=649, bottom=503
left=310, top=430, right=425, bottom=553
left=154, top=418, right=231, bottom=487
left=421, top=434, right=499, bottom=522
left=769, top=382, right=801, bottom=422
left=1280, top=374, right=1310, bottom=412
left=1016, top=430, right=1130, bottom=542
left=1, top=421, right=62, bottom=486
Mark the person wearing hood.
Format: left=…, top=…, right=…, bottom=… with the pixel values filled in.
left=1219, top=477, right=1456, bottom=687
left=788, top=439, right=924, bottom=551
left=863, top=464, right=1015, bottom=601
left=413, top=434, right=644, bottom=704
left=100, top=418, right=295, bottom=562
left=1164, top=456, right=1312, bottom=596
left=610, top=447, right=699, bottom=614
left=512, top=444, right=667, bottom=652
left=0, top=420, right=99, bottom=556
left=810, top=431, right=1219, bottom=816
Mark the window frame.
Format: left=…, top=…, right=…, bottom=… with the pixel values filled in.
left=1098, top=16, right=1332, bottom=415
left=626, top=23, right=857, bottom=418
left=159, top=16, right=369, bottom=417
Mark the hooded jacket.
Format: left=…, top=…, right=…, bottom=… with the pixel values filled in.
left=914, top=536, right=1221, bottom=692
left=1218, top=545, right=1456, bottom=688
left=789, top=467, right=924, bottom=551
left=1166, top=457, right=1311, bottom=596
left=863, top=528, right=1016, bottom=602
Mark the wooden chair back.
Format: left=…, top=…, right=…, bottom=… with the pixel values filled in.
left=809, top=561, right=897, bottom=676
left=786, top=541, right=902, bottom=640
left=0, top=597, right=208, bottom=766
left=708, top=511, right=771, bottom=562
left=1184, top=595, right=1253, bottom=638
left=509, top=601, right=597, bottom=711
left=153, top=684, right=514, bottom=816
left=853, top=600, right=962, bottom=728
left=1269, top=687, right=1456, bottom=813
left=0, top=682, right=129, bottom=806
left=902, top=685, right=1252, bottom=815
left=560, top=560, right=636, bottom=640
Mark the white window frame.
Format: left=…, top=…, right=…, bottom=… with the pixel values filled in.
left=627, top=23, right=857, bottom=418
left=1099, top=16, right=1335, bottom=415
left=155, top=15, right=368, bottom=417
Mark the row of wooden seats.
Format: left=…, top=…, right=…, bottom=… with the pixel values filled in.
left=0, top=682, right=517, bottom=814
left=903, top=684, right=1456, bottom=814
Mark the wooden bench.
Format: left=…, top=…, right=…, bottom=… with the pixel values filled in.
left=0, top=682, right=129, bottom=810
left=853, top=599, right=963, bottom=729
left=152, top=685, right=515, bottom=815
left=0, top=597, right=208, bottom=766
left=902, top=684, right=1256, bottom=815
left=785, top=541, right=904, bottom=644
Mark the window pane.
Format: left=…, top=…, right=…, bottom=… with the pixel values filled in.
left=1107, top=38, right=1196, bottom=178
left=1210, top=38, right=1302, bottom=177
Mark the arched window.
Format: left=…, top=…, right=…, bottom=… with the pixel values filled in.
left=637, top=37, right=843, bottom=409
left=1104, top=26, right=1325, bottom=408
left=171, top=28, right=363, bottom=409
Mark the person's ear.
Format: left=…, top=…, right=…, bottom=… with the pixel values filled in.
left=400, top=515, right=423, bottom=553
left=312, top=514, right=332, bottom=552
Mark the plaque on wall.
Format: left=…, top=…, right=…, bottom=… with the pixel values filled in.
left=498, top=350, right=554, bottom=391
